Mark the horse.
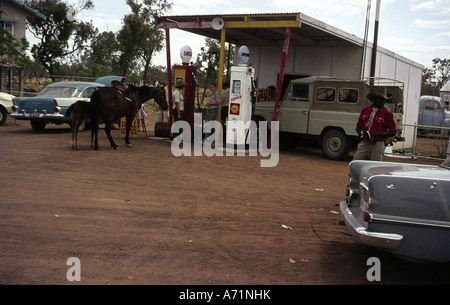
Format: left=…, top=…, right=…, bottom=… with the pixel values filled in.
left=67, top=100, right=92, bottom=150
left=90, top=84, right=168, bottom=150
left=66, top=85, right=168, bottom=150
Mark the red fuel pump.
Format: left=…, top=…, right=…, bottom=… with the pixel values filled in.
left=173, top=46, right=197, bottom=135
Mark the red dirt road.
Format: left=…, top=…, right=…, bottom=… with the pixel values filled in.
left=0, top=114, right=449, bottom=286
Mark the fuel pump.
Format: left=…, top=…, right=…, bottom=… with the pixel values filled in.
left=173, top=45, right=197, bottom=136
left=226, top=46, right=256, bottom=146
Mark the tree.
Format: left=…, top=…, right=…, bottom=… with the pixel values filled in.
left=117, top=0, right=171, bottom=79
left=25, top=0, right=96, bottom=78
left=0, top=11, right=30, bottom=68
left=422, top=58, right=450, bottom=96
left=194, top=38, right=234, bottom=103
left=84, top=31, right=120, bottom=77
left=432, top=58, right=450, bottom=90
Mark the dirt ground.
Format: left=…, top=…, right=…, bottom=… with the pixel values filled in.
left=1, top=112, right=449, bottom=287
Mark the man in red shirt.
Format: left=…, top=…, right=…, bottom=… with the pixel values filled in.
left=353, top=91, right=397, bottom=161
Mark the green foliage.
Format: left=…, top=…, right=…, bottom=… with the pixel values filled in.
left=83, top=31, right=120, bottom=77
left=25, top=0, right=96, bottom=77
left=117, top=0, right=170, bottom=80
left=0, top=11, right=31, bottom=68
left=422, top=58, right=450, bottom=96
left=194, top=38, right=235, bottom=102
left=22, top=0, right=173, bottom=82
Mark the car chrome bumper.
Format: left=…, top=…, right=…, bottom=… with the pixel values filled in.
left=339, top=201, right=403, bottom=250
left=11, top=112, right=64, bottom=120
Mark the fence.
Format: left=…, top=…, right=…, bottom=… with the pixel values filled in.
left=2, top=74, right=164, bottom=111
left=392, top=123, right=449, bottom=160
left=1, top=72, right=148, bottom=97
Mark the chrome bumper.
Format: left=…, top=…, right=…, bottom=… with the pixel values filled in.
left=11, top=112, right=64, bottom=120
left=339, top=201, right=403, bottom=250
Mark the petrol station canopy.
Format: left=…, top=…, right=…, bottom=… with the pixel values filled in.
left=156, top=12, right=425, bottom=139
left=156, top=12, right=367, bottom=124
left=156, top=12, right=364, bottom=48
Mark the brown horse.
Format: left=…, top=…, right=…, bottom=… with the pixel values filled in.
left=69, top=85, right=167, bottom=150
left=68, top=100, right=92, bottom=150
left=90, top=84, right=168, bottom=150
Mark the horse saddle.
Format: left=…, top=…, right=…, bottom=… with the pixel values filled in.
left=111, top=80, right=131, bottom=101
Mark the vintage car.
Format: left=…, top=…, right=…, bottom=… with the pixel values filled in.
left=339, top=157, right=450, bottom=263
left=0, top=92, right=15, bottom=126
left=95, top=75, right=125, bottom=86
left=11, top=81, right=104, bottom=131
left=418, top=95, right=450, bottom=135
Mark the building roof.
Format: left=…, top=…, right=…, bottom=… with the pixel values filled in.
left=156, top=12, right=423, bottom=69
left=157, top=13, right=367, bottom=47
left=6, top=0, right=46, bottom=20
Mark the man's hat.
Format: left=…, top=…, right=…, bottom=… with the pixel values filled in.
left=174, top=80, right=186, bottom=88
left=367, top=91, right=391, bottom=102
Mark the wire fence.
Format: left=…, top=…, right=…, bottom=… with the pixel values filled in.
left=392, top=123, right=450, bottom=160
left=0, top=72, right=151, bottom=97
left=2, top=74, right=166, bottom=111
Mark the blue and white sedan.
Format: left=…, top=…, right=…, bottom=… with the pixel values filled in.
left=340, top=157, right=450, bottom=263
left=11, top=81, right=104, bottom=131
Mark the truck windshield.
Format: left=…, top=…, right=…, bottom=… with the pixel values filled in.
left=292, top=83, right=309, bottom=100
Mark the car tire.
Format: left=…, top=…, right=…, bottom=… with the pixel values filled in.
left=0, top=107, right=7, bottom=126
left=321, top=128, right=349, bottom=160
left=30, top=120, right=46, bottom=131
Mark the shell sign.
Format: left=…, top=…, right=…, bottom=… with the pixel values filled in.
left=230, top=103, right=240, bottom=115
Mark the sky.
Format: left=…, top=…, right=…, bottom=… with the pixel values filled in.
left=67, top=0, right=450, bottom=69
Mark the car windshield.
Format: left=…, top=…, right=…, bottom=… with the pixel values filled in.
left=39, top=86, right=81, bottom=98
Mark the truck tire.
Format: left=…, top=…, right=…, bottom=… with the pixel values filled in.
left=321, top=128, right=348, bottom=160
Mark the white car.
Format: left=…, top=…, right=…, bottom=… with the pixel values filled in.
left=0, top=92, right=15, bottom=126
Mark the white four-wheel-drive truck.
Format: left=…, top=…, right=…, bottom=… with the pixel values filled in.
left=253, top=76, right=404, bottom=160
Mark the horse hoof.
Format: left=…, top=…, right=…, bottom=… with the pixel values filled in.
left=113, top=146, right=119, bottom=150
left=126, top=144, right=132, bottom=148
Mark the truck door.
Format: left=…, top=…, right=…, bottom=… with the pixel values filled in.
left=278, top=82, right=310, bottom=133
